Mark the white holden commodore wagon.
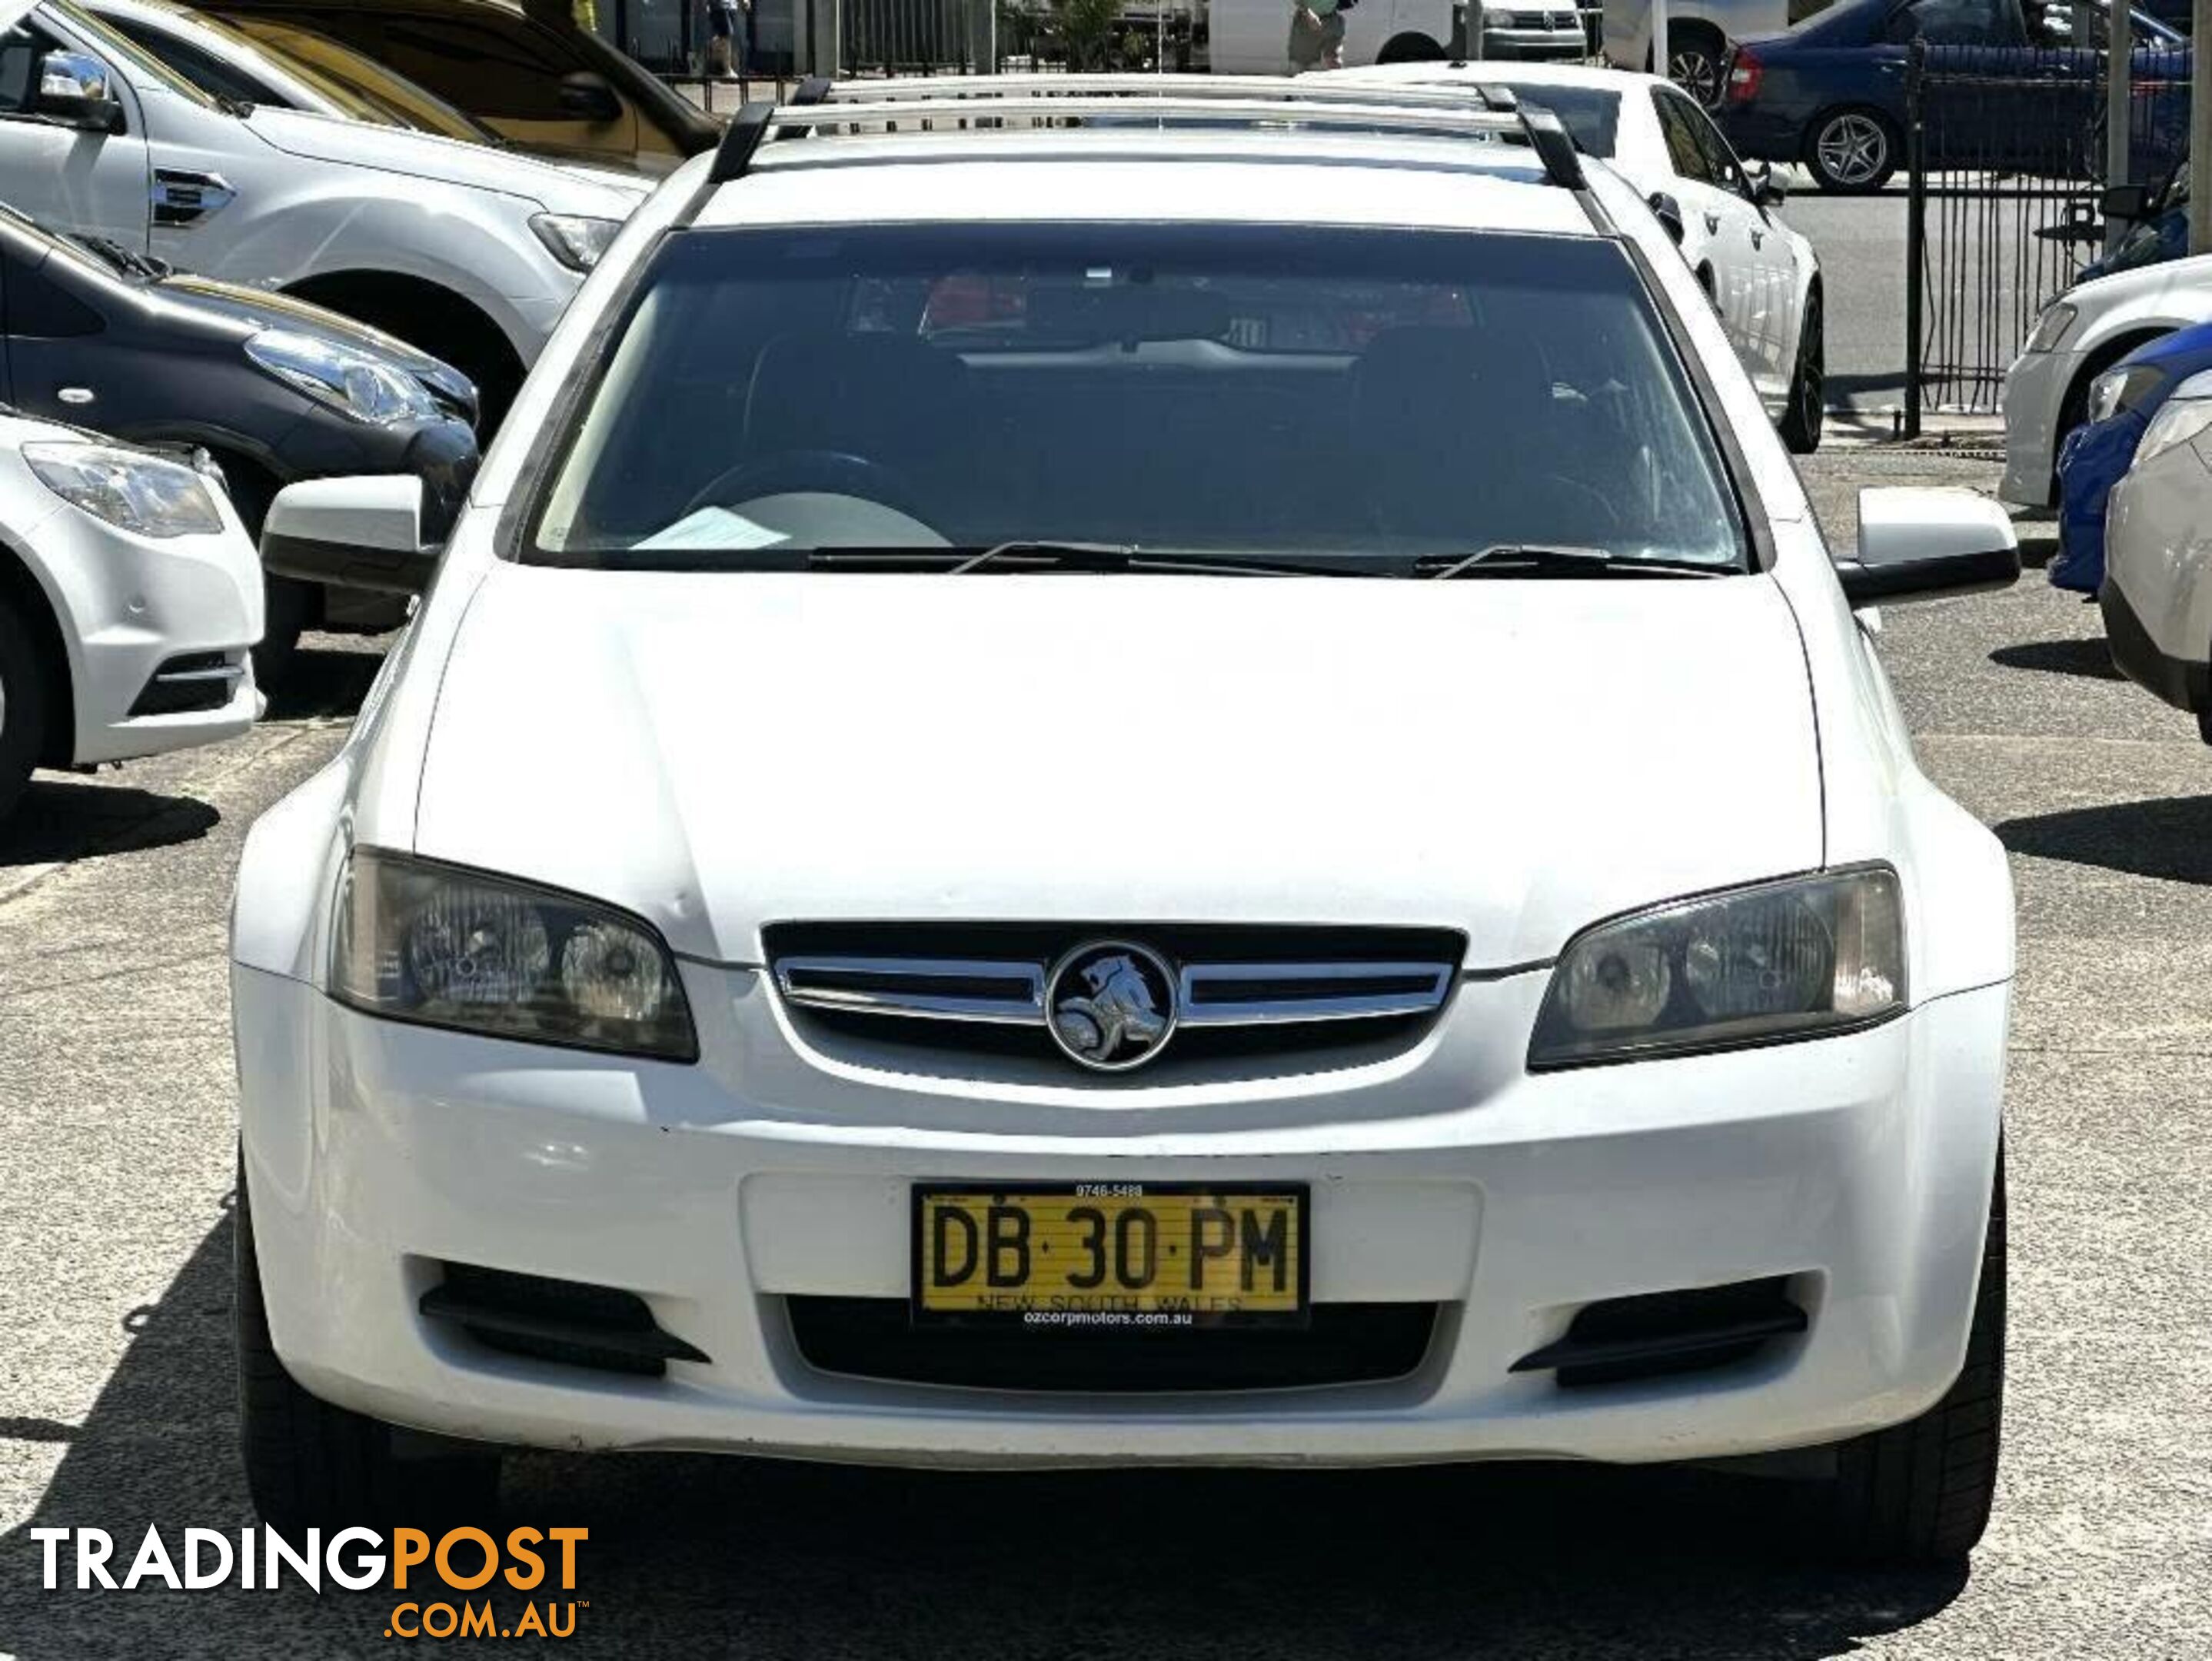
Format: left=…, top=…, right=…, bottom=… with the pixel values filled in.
left=230, top=78, right=2020, bottom=1563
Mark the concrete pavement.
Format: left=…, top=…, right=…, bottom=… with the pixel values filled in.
left=2, top=454, right=2209, bottom=1656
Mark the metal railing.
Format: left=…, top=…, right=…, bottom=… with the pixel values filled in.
left=1904, top=36, right=2191, bottom=429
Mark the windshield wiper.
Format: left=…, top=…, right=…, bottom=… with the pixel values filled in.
left=1415, top=544, right=1728, bottom=579
left=69, top=235, right=169, bottom=281
left=943, top=541, right=1379, bottom=577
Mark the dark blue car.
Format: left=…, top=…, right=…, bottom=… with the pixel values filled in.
left=1715, top=0, right=2190, bottom=193
left=2051, top=320, right=2212, bottom=592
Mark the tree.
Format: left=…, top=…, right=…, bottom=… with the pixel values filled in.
left=1051, top=0, right=1125, bottom=68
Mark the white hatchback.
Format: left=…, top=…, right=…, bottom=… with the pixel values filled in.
left=231, top=78, right=2018, bottom=1564
left=0, top=414, right=262, bottom=817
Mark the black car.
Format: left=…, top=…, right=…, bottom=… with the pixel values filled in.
left=0, top=202, right=478, bottom=678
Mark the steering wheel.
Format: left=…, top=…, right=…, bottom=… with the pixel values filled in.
left=681, top=448, right=930, bottom=522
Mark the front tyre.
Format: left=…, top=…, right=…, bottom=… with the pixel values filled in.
left=0, top=594, right=52, bottom=823
left=1806, top=108, right=1900, bottom=193
left=235, top=1157, right=501, bottom=1532
left=1780, top=288, right=1825, bottom=454
left=1820, top=1146, right=2006, bottom=1563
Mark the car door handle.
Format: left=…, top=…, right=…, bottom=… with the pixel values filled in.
left=1750, top=228, right=1765, bottom=248
left=1704, top=211, right=1720, bottom=235
left=151, top=169, right=235, bottom=228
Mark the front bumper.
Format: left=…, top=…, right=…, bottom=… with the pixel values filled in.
left=236, top=960, right=2007, bottom=1471
left=2050, top=410, right=2144, bottom=594
left=1480, top=26, right=1587, bottom=60
left=2101, top=440, right=2212, bottom=717
left=2000, top=346, right=2081, bottom=506
left=36, top=506, right=264, bottom=767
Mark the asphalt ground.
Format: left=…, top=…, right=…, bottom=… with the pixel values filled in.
left=3, top=450, right=2210, bottom=1657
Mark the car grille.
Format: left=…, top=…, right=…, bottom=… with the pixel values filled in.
left=785, top=1297, right=1441, bottom=1392
left=765, top=922, right=1464, bottom=1080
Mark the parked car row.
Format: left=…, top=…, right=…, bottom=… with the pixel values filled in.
left=2000, top=223, right=2212, bottom=751
left=0, top=0, right=713, bottom=812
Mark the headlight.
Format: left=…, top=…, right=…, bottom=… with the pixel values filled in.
left=246, top=329, right=438, bottom=426
left=530, top=213, right=622, bottom=274
left=2132, top=370, right=2212, bottom=468
left=331, top=849, right=698, bottom=1061
left=2024, top=301, right=2077, bottom=353
left=2087, top=363, right=2164, bottom=425
left=22, top=441, right=225, bottom=538
left=1528, top=867, right=1905, bottom=1070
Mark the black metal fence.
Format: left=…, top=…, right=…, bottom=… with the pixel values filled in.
left=1904, top=36, right=2190, bottom=430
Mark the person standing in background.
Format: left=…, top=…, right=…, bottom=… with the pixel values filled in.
left=706, top=0, right=749, bottom=76
left=1287, top=0, right=1344, bottom=72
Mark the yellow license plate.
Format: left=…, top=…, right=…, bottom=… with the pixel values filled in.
left=911, top=1183, right=1309, bottom=1327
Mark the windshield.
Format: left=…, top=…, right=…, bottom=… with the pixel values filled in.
left=531, top=224, right=1745, bottom=574
left=222, top=16, right=500, bottom=141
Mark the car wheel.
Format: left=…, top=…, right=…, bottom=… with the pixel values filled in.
left=1780, top=288, right=1825, bottom=454
left=1806, top=108, right=1899, bottom=193
left=0, top=593, right=50, bottom=822
left=1665, top=25, right=1727, bottom=107
left=1818, top=1143, right=2005, bottom=1564
left=252, top=577, right=313, bottom=691
left=235, top=1156, right=502, bottom=1533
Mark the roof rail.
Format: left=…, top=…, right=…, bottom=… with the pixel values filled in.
left=701, top=73, right=1590, bottom=191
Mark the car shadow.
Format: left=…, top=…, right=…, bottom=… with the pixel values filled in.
left=0, top=1208, right=1971, bottom=1661
left=0, top=781, right=218, bottom=870
left=1997, top=794, right=2212, bottom=884
left=261, top=641, right=388, bottom=724
left=1988, top=638, right=2121, bottom=681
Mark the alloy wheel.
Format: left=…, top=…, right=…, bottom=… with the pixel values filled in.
left=1816, top=114, right=1889, bottom=187
left=1669, top=44, right=1723, bottom=107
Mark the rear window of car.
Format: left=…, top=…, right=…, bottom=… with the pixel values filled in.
left=530, top=222, right=1745, bottom=574
left=1470, top=82, right=1620, bottom=156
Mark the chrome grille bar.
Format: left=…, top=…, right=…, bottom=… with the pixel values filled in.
left=773, top=957, right=1045, bottom=1024
left=1178, top=962, right=1456, bottom=1027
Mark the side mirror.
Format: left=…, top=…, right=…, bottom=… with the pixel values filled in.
left=557, top=71, right=623, bottom=123
left=1648, top=190, right=1687, bottom=245
left=2100, top=182, right=2149, bottom=221
left=1754, top=159, right=1788, bottom=207
left=1837, top=487, right=2020, bottom=607
left=261, top=475, right=439, bottom=596
left=35, top=52, right=125, bottom=134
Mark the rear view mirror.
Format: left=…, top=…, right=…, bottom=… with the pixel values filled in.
left=35, top=52, right=125, bottom=134
left=1837, top=487, right=2019, bottom=606
left=1648, top=190, right=1687, bottom=245
left=558, top=71, right=623, bottom=123
left=1753, top=160, right=1788, bottom=207
left=261, top=475, right=439, bottom=596
left=2100, top=182, right=2150, bottom=221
